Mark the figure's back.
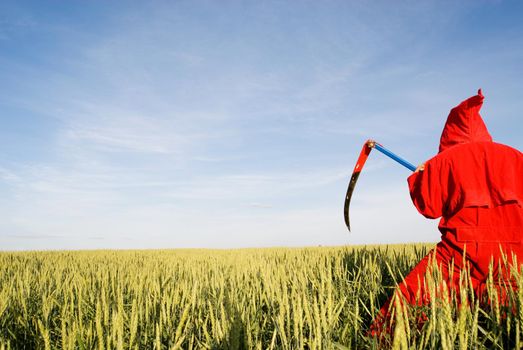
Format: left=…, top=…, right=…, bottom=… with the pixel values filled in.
left=439, top=141, right=523, bottom=243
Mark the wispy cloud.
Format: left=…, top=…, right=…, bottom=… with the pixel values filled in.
left=64, top=114, right=188, bottom=155
left=0, top=8, right=37, bottom=41
left=5, top=234, right=65, bottom=240
left=161, top=168, right=349, bottom=202
left=0, top=167, right=21, bottom=182
left=247, top=202, right=273, bottom=209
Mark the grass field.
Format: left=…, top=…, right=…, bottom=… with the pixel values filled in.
left=1, top=244, right=522, bottom=349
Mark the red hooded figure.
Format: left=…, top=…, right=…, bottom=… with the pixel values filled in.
left=370, top=89, right=523, bottom=335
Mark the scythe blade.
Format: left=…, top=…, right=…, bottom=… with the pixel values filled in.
left=344, top=140, right=374, bottom=231
left=344, top=140, right=416, bottom=231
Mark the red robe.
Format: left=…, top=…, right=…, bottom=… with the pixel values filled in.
left=371, top=90, right=523, bottom=334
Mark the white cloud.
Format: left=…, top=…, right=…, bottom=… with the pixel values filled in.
left=0, top=167, right=21, bottom=182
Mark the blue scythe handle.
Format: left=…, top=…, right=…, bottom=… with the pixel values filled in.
left=369, top=141, right=417, bottom=172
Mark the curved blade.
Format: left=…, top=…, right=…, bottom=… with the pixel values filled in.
left=344, top=141, right=373, bottom=231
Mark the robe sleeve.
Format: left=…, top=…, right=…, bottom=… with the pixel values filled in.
left=407, top=156, right=453, bottom=219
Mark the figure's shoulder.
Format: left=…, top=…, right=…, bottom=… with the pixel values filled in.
left=490, top=142, right=523, bottom=155
left=440, top=141, right=521, bottom=156
left=429, top=141, right=522, bottom=167
left=465, top=142, right=523, bottom=166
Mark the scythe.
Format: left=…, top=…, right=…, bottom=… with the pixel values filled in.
left=344, top=140, right=417, bottom=231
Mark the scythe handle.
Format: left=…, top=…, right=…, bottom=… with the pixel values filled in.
left=372, top=142, right=417, bottom=172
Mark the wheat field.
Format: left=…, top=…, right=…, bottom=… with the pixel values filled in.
left=0, top=244, right=522, bottom=349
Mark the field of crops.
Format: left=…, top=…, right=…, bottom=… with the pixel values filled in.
left=1, top=244, right=522, bottom=349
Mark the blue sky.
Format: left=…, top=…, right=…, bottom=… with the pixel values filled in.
left=1, top=0, right=522, bottom=250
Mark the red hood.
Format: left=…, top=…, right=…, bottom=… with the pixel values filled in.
left=439, top=89, right=493, bottom=153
